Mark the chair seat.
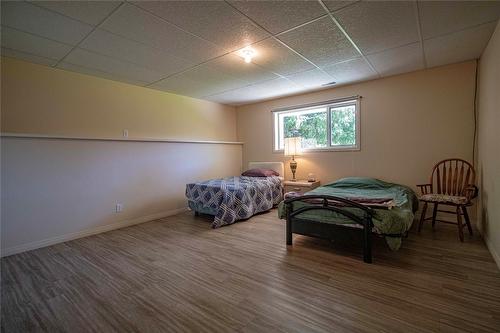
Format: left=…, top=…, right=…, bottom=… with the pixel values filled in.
left=420, top=193, right=468, bottom=205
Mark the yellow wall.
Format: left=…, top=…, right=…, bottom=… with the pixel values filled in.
left=477, top=20, right=500, bottom=266
left=1, top=57, right=236, bottom=141
left=236, top=61, right=476, bottom=190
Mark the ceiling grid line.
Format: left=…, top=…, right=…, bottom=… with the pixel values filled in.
left=3, top=0, right=500, bottom=105
left=53, top=1, right=125, bottom=67
left=124, top=1, right=225, bottom=50
left=317, top=0, right=381, bottom=78
left=414, top=1, right=428, bottom=68
left=1, top=24, right=75, bottom=48
left=222, top=0, right=337, bottom=82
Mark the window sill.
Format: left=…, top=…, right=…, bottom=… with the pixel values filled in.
left=274, top=146, right=360, bottom=154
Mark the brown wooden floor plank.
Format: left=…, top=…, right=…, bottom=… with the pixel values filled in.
left=2, top=209, right=500, bottom=332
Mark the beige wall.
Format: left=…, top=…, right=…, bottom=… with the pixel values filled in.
left=1, top=57, right=236, bottom=141
left=237, top=62, right=476, bottom=190
left=477, top=21, right=500, bottom=266
left=1, top=58, right=241, bottom=255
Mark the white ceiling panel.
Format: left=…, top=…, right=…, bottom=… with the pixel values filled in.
left=2, top=0, right=499, bottom=106
left=206, top=78, right=303, bottom=105
left=1, top=47, right=58, bottom=67
left=58, top=61, right=150, bottom=87
left=334, top=1, right=419, bottom=55
left=149, top=64, right=250, bottom=98
left=322, top=1, right=360, bottom=13
left=252, top=38, right=315, bottom=76
left=322, top=58, right=377, bottom=83
left=278, top=16, right=359, bottom=67
left=133, top=1, right=269, bottom=53
left=419, top=1, right=500, bottom=39
left=80, top=29, right=193, bottom=76
left=206, top=53, right=280, bottom=86
left=1, top=1, right=93, bottom=45
left=228, top=0, right=326, bottom=35
left=1, top=26, right=73, bottom=61
left=367, top=43, right=424, bottom=77
left=100, top=3, right=224, bottom=63
left=285, top=69, right=335, bottom=89
left=63, top=48, right=165, bottom=83
left=31, top=1, right=122, bottom=26
left=424, top=22, right=497, bottom=68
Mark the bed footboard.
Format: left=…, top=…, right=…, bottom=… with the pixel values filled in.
left=284, top=195, right=375, bottom=263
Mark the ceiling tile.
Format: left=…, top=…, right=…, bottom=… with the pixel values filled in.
left=31, top=1, right=121, bottom=26
left=228, top=0, right=326, bottom=34
left=149, top=64, right=250, bottom=98
left=1, top=1, right=92, bottom=45
left=367, top=43, right=424, bottom=77
left=285, top=69, right=335, bottom=89
left=100, top=3, right=224, bottom=63
left=334, top=1, right=419, bottom=55
left=133, top=1, right=269, bottom=52
left=81, top=29, right=193, bottom=77
left=419, top=1, right=500, bottom=39
left=278, top=16, right=359, bottom=67
left=63, top=48, right=165, bottom=83
left=206, top=53, right=280, bottom=86
left=58, top=62, right=149, bottom=87
left=322, top=58, right=377, bottom=84
left=1, top=47, right=58, bottom=67
left=1, top=26, right=73, bottom=61
left=323, top=1, right=359, bottom=13
left=206, top=78, right=304, bottom=105
left=424, top=22, right=497, bottom=68
left=251, top=38, right=315, bottom=76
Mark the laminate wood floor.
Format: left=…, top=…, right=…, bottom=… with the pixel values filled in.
left=2, top=209, right=500, bottom=333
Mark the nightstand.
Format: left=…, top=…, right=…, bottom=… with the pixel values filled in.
left=283, top=180, right=320, bottom=194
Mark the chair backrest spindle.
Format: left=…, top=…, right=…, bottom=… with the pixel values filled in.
left=430, top=159, right=475, bottom=196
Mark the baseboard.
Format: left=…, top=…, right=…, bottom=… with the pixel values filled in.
left=1, top=207, right=189, bottom=257
left=483, top=234, right=500, bottom=270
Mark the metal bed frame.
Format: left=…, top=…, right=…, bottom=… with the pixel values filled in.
left=284, top=195, right=375, bottom=263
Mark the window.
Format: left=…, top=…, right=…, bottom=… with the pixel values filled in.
left=273, top=98, right=360, bottom=152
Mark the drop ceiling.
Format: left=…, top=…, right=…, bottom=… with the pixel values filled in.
left=1, top=1, right=499, bottom=106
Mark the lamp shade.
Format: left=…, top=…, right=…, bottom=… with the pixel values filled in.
left=284, top=137, right=302, bottom=156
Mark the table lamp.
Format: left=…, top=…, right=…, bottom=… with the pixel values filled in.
left=284, top=136, right=302, bottom=181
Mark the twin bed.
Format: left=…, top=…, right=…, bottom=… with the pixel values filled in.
left=186, top=162, right=418, bottom=263
left=186, top=162, right=284, bottom=228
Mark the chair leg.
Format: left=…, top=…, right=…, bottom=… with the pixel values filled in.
left=456, top=206, right=464, bottom=242
left=431, top=203, right=439, bottom=229
left=418, top=202, right=428, bottom=232
left=462, top=206, right=473, bottom=236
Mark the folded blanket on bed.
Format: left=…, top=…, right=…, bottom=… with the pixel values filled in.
left=285, top=191, right=395, bottom=208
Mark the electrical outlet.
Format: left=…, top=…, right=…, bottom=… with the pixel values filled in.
left=115, top=203, right=123, bottom=212
left=123, top=129, right=129, bottom=138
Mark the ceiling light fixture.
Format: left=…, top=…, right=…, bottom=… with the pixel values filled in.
left=238, top=46, right=256, bottom=64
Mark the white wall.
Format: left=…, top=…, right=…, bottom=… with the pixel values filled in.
left=477, top=20, right=500, bottom=266
left=1, top=138, right=242, bottom=256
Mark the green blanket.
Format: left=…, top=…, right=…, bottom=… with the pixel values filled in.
left=278, top=177, right=419, bottom=250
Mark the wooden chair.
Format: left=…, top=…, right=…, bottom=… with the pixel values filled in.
left=417, top=159, right=477, bottom=241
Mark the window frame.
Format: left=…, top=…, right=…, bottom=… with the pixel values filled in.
left=272, top=97, right=361, bottom=153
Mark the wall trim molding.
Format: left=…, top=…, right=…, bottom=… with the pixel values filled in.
left=0, top=132, right=244, bottom=145
left=0, top=207, right=189, bottom=257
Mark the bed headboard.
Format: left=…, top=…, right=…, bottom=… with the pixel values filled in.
left=248, top=162, right=284, bottom=177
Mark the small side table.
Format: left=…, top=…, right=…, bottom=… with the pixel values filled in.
left=283, top=180, right=321, bottom=195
